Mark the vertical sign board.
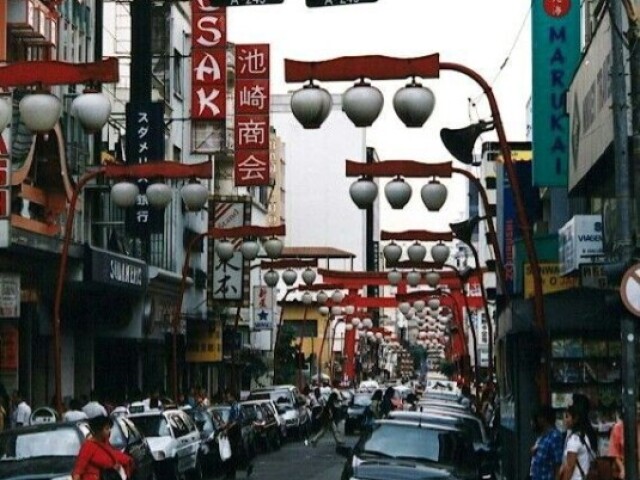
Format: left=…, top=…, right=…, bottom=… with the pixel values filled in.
left=191, top=1, right=227, bottom=121
left=253, top=286, right=274, bottom=330
left=234, top=44, right=271, bottom=186
left=208, top=197, right=250, bottom=306
left=124, top=102, right=165, bottom=235
left=0, top=97, right=11, bottom=248
left=531, top=0, right=581, bottom=186
left=0, top=274, right=20, bottom=318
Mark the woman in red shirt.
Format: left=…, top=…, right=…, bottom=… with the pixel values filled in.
left=72, top=415, right=134, bottom=480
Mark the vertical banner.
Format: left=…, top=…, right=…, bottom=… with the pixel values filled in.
left=531, top=0, right=581, bottom=186
left=208, top=196, right=250, bottom=306
left=0, top=95, right=11, bottom=249
left=234, top=44, right=271, bottom=186
left=253, top=286, right=274, bottom=330
left=191, top=1, right=227, bottom=121
left=124, top=102, right=165, bottom=235
left=0, top=274, right=20, bottom=318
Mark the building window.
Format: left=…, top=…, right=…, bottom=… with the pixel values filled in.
left=286, top=320, right=318, bottom=338
left=173, top=49, right=183, bottom=98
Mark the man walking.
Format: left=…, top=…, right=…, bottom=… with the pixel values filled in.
left=530, top=405, right=564, bottom=480
left=307, top=392, right=344, bottom=447
left=11, top=391, right=31, bottom=428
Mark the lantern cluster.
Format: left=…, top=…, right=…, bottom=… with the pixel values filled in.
left=349, top=176, right=447, bottom=211
left=216, top=237, right=285, bottom=268
left=402, top=297, right=453, bottom=355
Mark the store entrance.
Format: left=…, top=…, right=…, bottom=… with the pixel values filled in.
left=94, top=339, right=139, bottom=404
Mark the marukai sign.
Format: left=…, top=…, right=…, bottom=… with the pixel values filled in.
left=110, top=259, right=143, bottom=286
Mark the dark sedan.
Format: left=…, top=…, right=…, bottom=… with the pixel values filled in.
left=344, top=393, right=372, bottom=435
left=338, top=420, right=492, bottom=480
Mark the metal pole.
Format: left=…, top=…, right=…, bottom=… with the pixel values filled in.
left=317, top=315, right=331, bottom=384
left=53, top=168, right=105, bottom=415
left=611, top=1, right=637, bottom=478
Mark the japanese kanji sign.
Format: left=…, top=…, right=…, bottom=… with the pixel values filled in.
left=209, top=197, right=251, bottom=306
left=191, top=1, right=227, bottom=121
left=234, top=44, right=270, bottom=186
left=253, top=286, right=274, bottom=330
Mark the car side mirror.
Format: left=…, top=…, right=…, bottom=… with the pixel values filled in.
left=336, top=444, right=353, bottom=458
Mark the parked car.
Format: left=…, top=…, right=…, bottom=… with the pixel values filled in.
left=182, top=406, right=225, bottom=473
left=241, top=401, right=281, bottom=452
left=247, top=385, right=310, bottom=438
left=337, top=420, right=493, bottom=480
left=245, top=398, right=288, bottom=441
left=110, top=415, right=156, bottom=480
left=128, top=408, right=202, bottom=480
left=344, top=392, right=372, bottom=435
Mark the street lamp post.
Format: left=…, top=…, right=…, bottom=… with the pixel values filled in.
left=285, top=53, right=547, bottom=401
left=54, top=160, right=212, bottom=413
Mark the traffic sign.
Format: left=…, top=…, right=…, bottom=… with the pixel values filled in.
left=620, top=263, right=640, bottom=316
left=306, top=0, right=377, bottom=7
left=209, top=0, right=284, bottom=6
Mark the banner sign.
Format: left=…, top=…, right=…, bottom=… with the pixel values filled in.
left=531, top=0, right=581, bottom=186
left=524, top=262, right=578, bottom=298
left=208, top=196, right=250, bottom=306
left=186, top=323, right=222, bottom=363
left=0, top=274, right=20, bottom=318
left=253, top=286, right=274, bottom=330
left=191, top=1, right=227, bottom=121
left=234, top=44, right=271, bottom=186
left=558, top=215, right=604, bottom=275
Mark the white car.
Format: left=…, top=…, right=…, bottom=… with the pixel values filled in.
left=248, top=385, right=310, bottom=438
left=128, top=409, right=202, bottom=480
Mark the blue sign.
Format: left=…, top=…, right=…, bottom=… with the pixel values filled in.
left=531, top=0, right=581, bottom=186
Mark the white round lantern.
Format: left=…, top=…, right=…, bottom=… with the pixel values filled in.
left=216, top=240, right=235, bottom=262
left=349, top=177, right=378, bottom=209
left=319, top=305, right=330, bottom=316
left=282, top=268, right=297, bottom=286
left=351, top=317, right=361, bottom=327
left=383, top=242, right=403, bottom=265
left=291, top=83, right=332, bottom=129
left=146, top=183, right=173, bottom=209
left=384, top=176, right=412, bottom=209
left=387, top=269, right=402, bottom=286
left=431, top=242, right=451, bottom=265
left=263, top=269, right=279, bottom=288
left=425, top=270, right=440, bottom=288
left=111, top=182, right=139, bottom=208
left=263, top=237, right=284, bottom=259
left=342, top=80, right=384, bottom=127
left=428, top=298, right=441, bottom=310
left=19, top=92, right=62, bottom=133
left=316, top=291, right=329, bottom=305
left=302, top=291, right=313, bottom=305
left=406, top=270, right=422, bottom=287
left=393, top=80, right=436, bottom=128
left=375, top=332, right=383, bottom=339
left=398, top=302, right=411, bottom=315
left=345, top=323, right=354, bottom=331
left=344, top=305, right=356, bottom=315
left=181, top=181, right=209, bottom=211
left=72, top=91, right=112, bottom=133
left=421, top=179, right=448, bottom=212
left=331, top=290, right=345, bottom=304
left=362, top=318, right=373, bottom=329
left=331, top=306, right=342, bottom=315
left=413, top=300, right=426, bottom=312
left=301, top=268, right=317, bottom=286
left=240, top=240, right=260, bottom=260
left=407, top=241, right=427, bottom=262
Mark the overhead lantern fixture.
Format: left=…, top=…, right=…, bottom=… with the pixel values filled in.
left=420, top=178, right=448, bottom=212
left=72, top=90, right=112, bottom=133
left=384, top=176, right=412, bottom=209
left=407, top=241, right=427, bottom=263
left=349, top=177, right=378, bottom=209
left=290, top=81, right=332, bottom=129
left=344, top=305, right=356, bottom=315
left=383, top=241, right=403, bottom=266
left=146, top=182, right=173, bottom=209
left=406, top=270, right=422, bottom=287
left=282, top=268, right=297, bottom=286
left=181, top=180, right=209, bottom=211
left=345, top=323, right=354, bottom=331
left=413, top=300, right=426, bottom=312
left=263, top=237, right=284, bottom=259
left=240, top=239, right=260, bottom=260
left=301, top=267, right=317, bottom=286
left=216, top=240, right=235, bottom=262
left=342, top=79, right=384, bottom=127
left=398, top=302, right=411, bottom=315
left=393, top=78, right=436, bottom=128
left=428, top=298, right=441, bottom=310
left=318, top=305, right=330, bottom=316
left=331, top=289, right=345, bottom=304
left=263, top=269, right=279, bottom=288
left=387, top=269, right=402, bottom=286
left=431, top=242, right=451, bottom=265
left=351, top=317, right=361, bottom=327
left=425, top=270, right=441, bottom=288
left=111, top=182, right=140, bottom=208
left=19, top=91, right=62, bottom=133
left=362, top=318, right=373, bottom=329
left=302, top=291, right=313, bottom=305
left=331, top=305, right=342, bottom=315
left=316, top=291, right=328, bottom=304
left=0, top=97, right=11, bottom=132
left=440, top=120, right=494, bottom=165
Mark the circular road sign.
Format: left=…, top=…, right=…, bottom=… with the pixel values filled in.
left=620, top=263, right=640, bottom=317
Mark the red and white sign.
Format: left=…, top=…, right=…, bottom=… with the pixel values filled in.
left=234, top=44, right=270, bottom=186
left=191, top=2, right=227, bottom=120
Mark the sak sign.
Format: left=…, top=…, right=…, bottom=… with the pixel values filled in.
left=531, top=0, right=580, bottom=186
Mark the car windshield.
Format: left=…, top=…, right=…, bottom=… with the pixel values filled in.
left=0, top=427, right=81, bottom=460
left=352, top=394, right=372, bottom=407
left=389, top=413, right=483, bottom=444
left=356, top=423, right=472, bottom=468
left=128, top=415, right=170, bottom=438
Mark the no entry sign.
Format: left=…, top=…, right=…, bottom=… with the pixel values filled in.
left=620, top=263, right=640, bottom=317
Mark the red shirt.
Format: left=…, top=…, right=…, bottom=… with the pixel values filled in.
left=72, top=439, right=133, bottom=480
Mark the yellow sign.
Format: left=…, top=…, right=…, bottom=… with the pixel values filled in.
left=524, top=262, right=578, bottom=298
left=186, top=324, right=222, bottom=363
left=496, top=149, right=533, bottom=163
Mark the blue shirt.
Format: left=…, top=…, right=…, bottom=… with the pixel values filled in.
left=531, top=428, right=564, bottom=480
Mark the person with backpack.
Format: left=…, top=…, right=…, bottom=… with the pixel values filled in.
left=558, top=405, right=593, bottom=480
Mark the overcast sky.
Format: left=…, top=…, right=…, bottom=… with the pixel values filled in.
left=225, top=0, right=533, bottom=230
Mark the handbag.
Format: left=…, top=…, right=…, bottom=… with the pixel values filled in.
left=575, top=435, right=615, bottom=480
left=219, top=433, right=232, bottom=462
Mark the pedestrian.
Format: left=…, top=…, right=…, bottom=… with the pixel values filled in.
left=370, top=390, right=383, bottom=419
left=222, top=390, right=252, bottom=479
left=405, top=393, right=418, bottom=411
left=558, top=405, right=593, bottom=480
left=72, top=415, right=134, bottom=480
left=380, top=387, right=395, bottom=418
left=64, top=398, right=89, bottom=422
left=608, top=403, right=640, bottom=479
left=571, top=393, right=598, bottom=451
left=307, top=391, right=344, bottom=447
left=82, top=391, right=108, bottom=419
left=529, top=405, right=564, bottom=480
left=11, top=390, right=31, bottom=428
left=142, top=388, right=163, bottom=411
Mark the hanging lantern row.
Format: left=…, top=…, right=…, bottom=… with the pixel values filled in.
left=218, top=237, right=285, bottom=266
left=384, top=241, right=451, bottom=267
left=387, top=268, right=445, bottom=288
left=290, top=77, right=435, bottom=130
left=0, top=89, right=112, bottom=135
left=349, top=176, right=447, bottom=211
left=110, top=178, right=208, bottom=212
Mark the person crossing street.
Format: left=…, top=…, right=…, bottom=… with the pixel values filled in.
left=306, top=391, right=344, bottom=447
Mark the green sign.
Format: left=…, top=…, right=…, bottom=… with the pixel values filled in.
left=531, top=0, right=581, bottom=186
